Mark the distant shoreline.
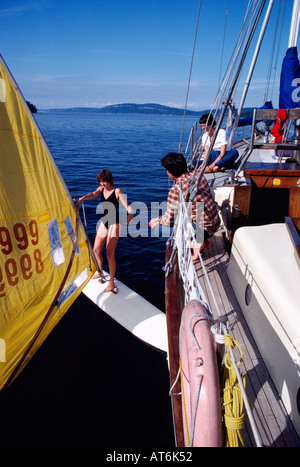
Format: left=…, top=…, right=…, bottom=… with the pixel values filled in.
left=37, top=103, right=254, bottom=118
left=38, top=103, right=202, bottom=116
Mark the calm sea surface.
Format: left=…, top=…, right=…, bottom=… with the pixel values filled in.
left=38, top=111, right=197, bottom=308
left=0, top=111, right=197, bottom=447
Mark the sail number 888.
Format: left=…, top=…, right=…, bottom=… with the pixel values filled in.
left=0, top=220, right=44, bottom=290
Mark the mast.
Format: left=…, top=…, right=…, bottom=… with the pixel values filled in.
left=289, top=0, right=300, bottom=161
left=289, top=0, right=300, bottom=47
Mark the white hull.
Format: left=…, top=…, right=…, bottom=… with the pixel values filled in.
left=227, top=223, right=300, bottom=436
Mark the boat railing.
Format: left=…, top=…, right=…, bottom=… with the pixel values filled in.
left=255, top=107, right=300, bottom=121
left=184, top=121, right=205, bottom=170
left=236, top=107, right=300, bottom=174
left=169, top=187, right=264, bottom=446
left=170, top=188, right=210, bottom=310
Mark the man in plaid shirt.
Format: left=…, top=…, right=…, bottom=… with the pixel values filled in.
left=149, top=152, right=220, bottom=259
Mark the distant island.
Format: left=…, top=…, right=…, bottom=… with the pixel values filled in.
left=96, top=103, right=200, bottom=115
left=42, top=103, right=201, bottom=115
left=38, top=102, right=255, bottom=118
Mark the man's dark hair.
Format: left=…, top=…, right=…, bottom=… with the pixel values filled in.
left=161, top=152, right=187, bottom=177
left=199, top=113, right=216, bottom=127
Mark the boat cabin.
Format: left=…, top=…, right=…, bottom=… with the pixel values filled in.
left=222, top=107, right=300, bottom=245
left=231, top=162, right=300, bottom=233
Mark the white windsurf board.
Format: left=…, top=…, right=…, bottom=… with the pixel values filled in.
left=82, top=272, right=168, bottom=352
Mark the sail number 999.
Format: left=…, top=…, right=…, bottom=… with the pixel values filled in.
left=0, top=220, right=44, bottom=291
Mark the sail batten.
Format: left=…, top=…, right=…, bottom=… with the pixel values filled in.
left=0, top=55, right=96, bottom=388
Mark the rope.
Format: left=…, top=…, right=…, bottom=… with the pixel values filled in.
left=190, top=374, right=203, bottom=446
left=81, top=201, right=93, bottom=271
left=169, top=366, right=181, bottom=397
left=188, top=313, right=211, bottom=446
left=180, top=353, right=204, bottom=447
left=180, top=358, right=191, bottom=447
left=222, top=334, right=246, bottom=447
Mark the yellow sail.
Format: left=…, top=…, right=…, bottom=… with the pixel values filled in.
left=0, top=55, right=96, bottom=389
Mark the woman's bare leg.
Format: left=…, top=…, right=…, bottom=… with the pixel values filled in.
left=93, top=222, right=107, bottom=277
left=105, top=224, right=121, bottom=292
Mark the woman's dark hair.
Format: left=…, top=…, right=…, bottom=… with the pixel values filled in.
left=97, top=169, right=114, bottom=184
left=199, top=113, right=216, bottom=127
left=161, top=152, right=187, bottom=177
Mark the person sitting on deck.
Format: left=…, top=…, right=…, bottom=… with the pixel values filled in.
left=149, top=152, right=220, bottom=260
left=199, top=113, right=238, bottom=173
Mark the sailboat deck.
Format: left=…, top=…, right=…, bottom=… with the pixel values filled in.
left=194, top=231, right=300, bottom=447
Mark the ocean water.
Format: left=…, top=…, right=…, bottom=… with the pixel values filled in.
left=0, top=111, right=197, bottom=447
left=39, top=111, right=196, bottom=308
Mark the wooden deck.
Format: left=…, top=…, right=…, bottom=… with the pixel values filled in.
left=194, top=230, right=300, bottom=447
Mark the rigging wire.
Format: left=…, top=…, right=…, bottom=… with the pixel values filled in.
left=263, top=0, right=283, bottom=102
left=227, top=0, right=264, bottom=111
left=177, top=1, right=269, bottom=205
left=230, top=0, right=275, bottom=142
left=179, top=0, right=202, bottom=153
left=218, top=0, right=230, bottom=89
left=270, top=0, right=287, bottom=101
left=185, top=0, right=261, bottom=180
left=176, top=1, right=266, bottom=205
left=185, top=0, right=251, bottom=166
left=209, top=0, right=260, bottom=120
left=190, top=0, right=268, bottom=202
left=183, top=0, right=259, bottom=172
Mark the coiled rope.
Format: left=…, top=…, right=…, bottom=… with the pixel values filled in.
left=212, top=323, right=263, bottom=447
left=223, top=334, right=246, bottom=447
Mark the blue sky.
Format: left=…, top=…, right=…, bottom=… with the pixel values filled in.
left=0, top=0, right=295, bottom=110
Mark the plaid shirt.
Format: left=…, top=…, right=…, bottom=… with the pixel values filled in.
left=159, top=171, right=220, bottom=236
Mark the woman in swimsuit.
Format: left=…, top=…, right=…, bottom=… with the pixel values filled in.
left=79, top=169, right=133, bottom=293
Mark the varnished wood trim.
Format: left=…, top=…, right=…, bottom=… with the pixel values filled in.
left=285, top=217, right=300, bottom=265
left=289, top=189, right=300, bottom=218
left=165, top=246, right=185, bottom=447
